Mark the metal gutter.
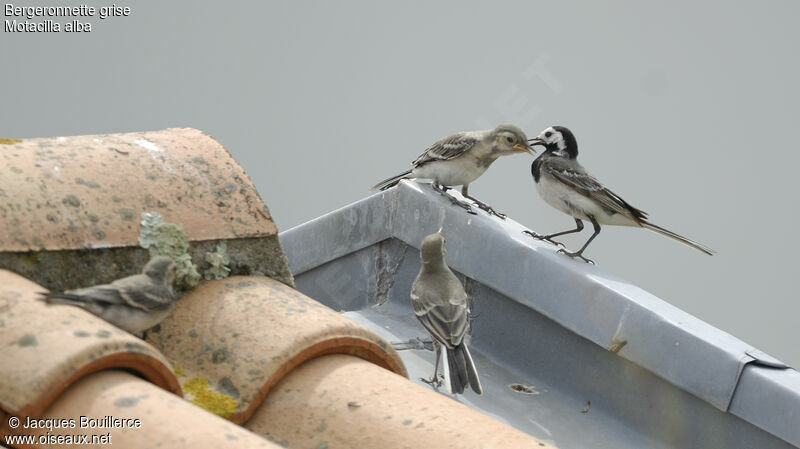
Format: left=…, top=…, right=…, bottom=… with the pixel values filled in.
left=279, top=180, right=799, bottom=448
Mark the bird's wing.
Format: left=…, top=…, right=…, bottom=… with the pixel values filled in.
left=412, top=132, right=479, bottom=167
left=544, top=158, right=649, bottom=224
left=411, top=277, right=469, bottom=348
left=52, top=276, right=174, bottom=311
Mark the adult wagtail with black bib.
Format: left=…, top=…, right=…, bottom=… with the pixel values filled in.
left=526, top=126, right=714, bottom=263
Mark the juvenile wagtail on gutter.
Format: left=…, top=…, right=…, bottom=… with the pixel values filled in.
left=41, top=256, right=180, bottom=334
left=411, top=231, right=483, bottom=395
left=371, top=124, right=534, bottom=218
left=526, top=126, right=714, bottom=263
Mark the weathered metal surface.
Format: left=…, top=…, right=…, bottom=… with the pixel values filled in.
left=0, top=269, right=181, bottom=419
left=0, top=128, right=276, bottom=252
left=729, top=365, right=800, bottom=446
left=280, top=180, right=800, bottom=449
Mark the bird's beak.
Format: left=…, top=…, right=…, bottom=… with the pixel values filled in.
left=528, top=138, right=545, bottom=148
left=513, top=143, right=535, bottom=155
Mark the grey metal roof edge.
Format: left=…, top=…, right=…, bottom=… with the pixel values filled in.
left=279, top=188, right=397, bottom=274
left=729, top=364, right=800, bottom=447
left=279, top=180, right=799, bottom=445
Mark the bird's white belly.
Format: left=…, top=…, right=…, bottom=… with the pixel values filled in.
left=103, top=304, right=173, bottom=333
left=412, top=157, right=489, bottom=187
left=536, top=175, right=636, bottom=226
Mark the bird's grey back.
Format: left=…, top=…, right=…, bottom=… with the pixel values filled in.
left=411, top=267, right=469, bottom=346
left=411, top=130, right=484, bottom=167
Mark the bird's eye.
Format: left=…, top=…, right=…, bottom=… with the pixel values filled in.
left=506, top=136, right=514, bottom=143
left=545, top=132, right=553, bottom=138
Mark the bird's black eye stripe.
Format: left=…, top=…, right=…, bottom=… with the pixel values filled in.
left=506, top=136, right=513, bottom=143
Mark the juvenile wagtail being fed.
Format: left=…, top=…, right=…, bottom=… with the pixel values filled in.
left=371, top=124, right=534, bottom=218
left=526, top=126, right=714, bottom=263
left=41, top=256, right=180, bottom=334
left=411, top=231, right=483, bottom=395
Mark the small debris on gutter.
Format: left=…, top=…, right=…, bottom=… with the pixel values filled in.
left=608, top=338, right=628, bottom=354
left=508, top=383, right=539, bottom=395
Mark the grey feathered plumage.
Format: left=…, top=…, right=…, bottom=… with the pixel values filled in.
left=411, top=232, right=482, bottom=395
left=370, top=124, right=532, bottom=192
left=528, top=126, right=714, bottom=259
left=40, top=256, right=179, bottom=334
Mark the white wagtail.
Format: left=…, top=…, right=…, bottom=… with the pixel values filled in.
left=41, top=256, right=179, bottom=334
left=411, top=231, right=482, bottom=395
left=526, top=126, right=714, bottom=263
left=371, top=124, right=534, bottom=218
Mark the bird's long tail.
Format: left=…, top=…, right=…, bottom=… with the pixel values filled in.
left=39, top=292, right=88, bottom=306
left=369, top=170, right=412, bottom=193
left=641, top=222, right=715, bottom=255
left=442, top=344, right=483, bottom=395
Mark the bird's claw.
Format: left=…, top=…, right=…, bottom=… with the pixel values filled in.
left=449, top=198, right=477, bottom=215
left=419, top=375, right=443, bottom=388
left=469, top=199, right=507, bottom=220
left=475, top=203, right=507, bottom=219
left=557, top=248, right=595, bottom=264
left=455, top=201, right=478, bottom=215
left=433, top=185, right=478, bottom=215
left=523, top=230, right=566, bottom=248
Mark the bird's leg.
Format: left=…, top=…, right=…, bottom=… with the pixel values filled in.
left=558, top=216, right=600, bottom=264
left=431, top=182, right=477, bottom=215
left=461, top=186, right=507, bottom=219
left=523, top=218, right=584, bottom=248
left=420, top=340, right=443, bottom=387
left=390, top=337, right=434, bottom=351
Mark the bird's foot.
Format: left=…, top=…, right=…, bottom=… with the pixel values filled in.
left=523, top=230, right=566, bottom=248
left=557, top=248, right=595, bottom=265
left=452, top=198, right=478, bottom=215
left=472, top=200, right=507, bottom=219
left=419, top=374, right=443, bottom=388
left=444, top=195, right=477, bottom=215
left=463, top=195, right=506, bottom=219
left=431, top=184, right=477, bottom=215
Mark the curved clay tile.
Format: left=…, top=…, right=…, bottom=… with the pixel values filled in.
left=0, top=269, right=181, bottom=420
left=246, top=355, right=554, bottom=449
left=0, top=128, right=293, bottom=292
left=6, top=370, right=282, bottom=448
left=145, top=275, right=406, bottom=423
left=0, top=128, right=275, bottom=251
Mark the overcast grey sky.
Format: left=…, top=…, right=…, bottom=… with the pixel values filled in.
left=2, top=1, right=798, bottom=367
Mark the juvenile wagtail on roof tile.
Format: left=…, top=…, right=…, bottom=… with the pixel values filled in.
left=41, top=256, right=180, bottom=334
left=371, top=124, right=534, bottom=218
left=526, top=126, right=714, bottom=263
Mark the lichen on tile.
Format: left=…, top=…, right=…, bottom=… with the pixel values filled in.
left=138, top=212, right=201, bottom=291
left=182, top=377, right=238, bottom=418
left=204, top=241, right=231, bottom=280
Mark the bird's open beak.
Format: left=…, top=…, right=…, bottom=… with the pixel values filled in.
left=513, top=143, right=535, bottom=155
left=528, top=137, right=545, bottom=148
